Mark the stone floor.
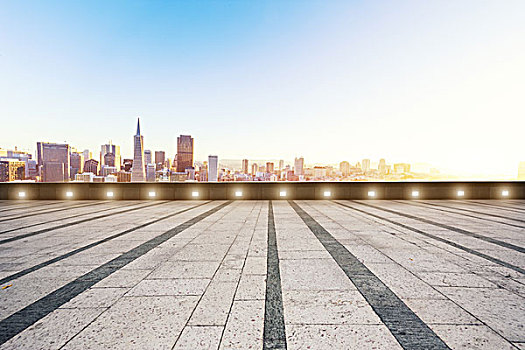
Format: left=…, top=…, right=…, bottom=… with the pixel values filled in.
left=0, top=199, right=523, bottom=350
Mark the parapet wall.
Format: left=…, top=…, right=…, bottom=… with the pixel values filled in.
left=0, top=182, right=524, bottom=200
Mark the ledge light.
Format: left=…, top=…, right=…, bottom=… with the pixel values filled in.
left=18, top=191, right=26, bottom=198
left=323, top=191, right=331, bottom=197
left=235, top=191, right=243, bottom=197
left=148, top=191, right=156, bottom=198
left=66, top=191, right=74, bottom=198
left=411, top=190, right=419, bottom=198
left=192, top=191, right=199, bottom=197
left=501, top=190, right=509, bottom=197
left=457, top=190, right=465, bottom=197
left=368, top=190, right=376, bottom=198
left=107, top=191, right=114, bottom=198
left=279, top=191, right=287, bottom=197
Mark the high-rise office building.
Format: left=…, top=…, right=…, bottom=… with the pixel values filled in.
left=0, top=160, right=25, bottom=182
left=155, top=151, right=165, bottom=171
left=199, top=162, right=208, bottom=182
left=208, top=155, right=218, bottom=182
left=100, top=142, right=121, bottom=170
left=103, top=153, right=116, bottom=167
left=279, top=160, right=284, bottom=170
left=82, top=149, right=91, bottom=163
left=70, top=152, right=84, bottom=179
left=519, top=162, right=525, bottom=180
left=146, top=163, right=156, bottom=182
left=176, top=135, right=194, bottom=172
left=131, top=118, right=146, bottom=182
left=394, top=163, right=411, bottom=174
left=37, top=142, right=70, bottom=182
left=252, top=163, right=258, bottom=175
left=361, top=159, right=370, bottom=173
left=266, top=162, right=275, bottom=173
left=242, top=159, right=249, bottom=174
left=144, top=150, right=152, bottom=165
left=84, top=159, right=99, bottom=175
left=294, top=157, right=304, bottom=175
left=378, top=158, right=387, bottom=175
left=340, top=161, right=350, bottom=176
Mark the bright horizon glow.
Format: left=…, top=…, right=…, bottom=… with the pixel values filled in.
left=1, top=1, right=524, bottom=178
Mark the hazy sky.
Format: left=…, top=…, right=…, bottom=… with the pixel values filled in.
left=1, top=0, right=524, bottom=176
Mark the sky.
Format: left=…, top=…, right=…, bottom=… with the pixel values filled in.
left=1, top=0, right=524, bottom=177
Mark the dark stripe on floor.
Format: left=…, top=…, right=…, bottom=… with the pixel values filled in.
left=420, top=201, right=525, bottom=224
left=0, top=201, right=170, bottom=245
left=352, top=201, right=525, bottom=254
left=0, top=201, right=212, bottom=286
left=263, top=201, right=287, bottom=350
left=0, top=202, right=138, bottom=235
left=0, top=201, right=67, bottom=213
left=289, top=200, right=450, bottom=350
left=0, top=201, right=110, bottom=222
left=0, top=201, right=232, bottom=345
left=393, top=201, right=525, bottom=229
left=461, top=201, right=525, bottom=214
left=333, top=201, right=525, bottom=275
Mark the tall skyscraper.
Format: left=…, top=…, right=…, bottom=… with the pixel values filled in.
left=131, top=118, right=146, bottom=182
left=0, top=160, right=25, bottom=182
left=251, top=163, right=258, bottom=175
left=37, top=142, right=70, bottom=182
left=279, top=159, right=284, bottom=170
left=100, top=142, right=121, bottom=170
left=144, top=150, right=152, bottom=165
left=208, top=155, right=218, bottom=182
left=70, top=152, right=84, bottom=179
left=176, top=135, right=194, bottom=172
left=378, top=158, right=387, bottom=175
left=242, top=159, right=249, bottom=174
left=294, top=157, right=304, bottom=175
left=266, top=162, right=275, bottom=173
left=340, top=161, right=350, bottom=176
left=362, top=159, right=371, bottom=172
left=155, top=151, right=165, bottom=170
left=84, top=159, right=99, bottom=175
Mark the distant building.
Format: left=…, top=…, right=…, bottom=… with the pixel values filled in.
left=131, top=118, right=146, bottom=182
left=378, top=158, right=387, bottom=175
left=266, top=162, right=275, bottom=173
left=313, top=166, right=327, bottom=179
left=100, top=142, right=121, bottom=170
left=242, top=159, right=249, bottom=174
left=251, top=163, right=258, bottom=176
left=176, top=135, right=194, bottom=172
left=394, top=163, right=411, bottom=174
left=82, top=149, right=92, bottom=163
left=75, top=172, right=94, bottom=182
left=185, top=166, right=195, bottom=181
left=0, top=159, right=25, bottom=182
left=518, top=162, right=525, bottom=180
left=123, top=159, right=133, bottom=172
left=362, top=159, right=371, bottom=172
left=199, top=162, right=208, bottom=182
left=70, top=152, right=84, bottom=179
left=100, top=165, right=117, bottom=177
left=208, top=155, right=218, bottom=182
left=155, top=151, right=165, bottom=171
left=279, top=159, right=284, bottom=170
left=117, top=171, right=132, bottom=182
left=340, top=161, right=350, bottom=176
left=84, top=159, right=100, bottom=175
left=144, top=149, right=152, bottom=165
left=146, top=163, right=156, bottom=182
left=37, top=142, right=70, bottom=182
left=294, top=157, right=304, bottom=175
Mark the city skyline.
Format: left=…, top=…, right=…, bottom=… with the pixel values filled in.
left=1, top=1, right=524, bottom=177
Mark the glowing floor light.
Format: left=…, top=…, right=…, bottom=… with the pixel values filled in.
left=368, top=191, right=376, bottom=198
left=323, top=191, right=332, bottom=197
left=235, top=191, right=243, bottom=197
left=192, top=191, right=199, bottom=197
left=66, top=191, right=74, bottom=198
left=411, top=190, right=419, bottom=198
left=18, top=191, right=26, bottom=198
left=457, top=190, right=465, bottom=197
left=107, top=191, right=114, bottom=198
left=148, top=191, right=156, bottom=198
left=279, top=191, right=287, bottom=197
left=501, top=190, right=509, bottom=197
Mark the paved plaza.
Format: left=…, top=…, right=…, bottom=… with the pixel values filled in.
left=0, top=199, right=523, bottom=349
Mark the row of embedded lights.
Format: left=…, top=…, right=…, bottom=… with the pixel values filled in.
left=15, top=189, right=511, bottom=199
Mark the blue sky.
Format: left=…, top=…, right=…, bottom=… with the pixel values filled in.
left=1, top=0, right=524, bottom=176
